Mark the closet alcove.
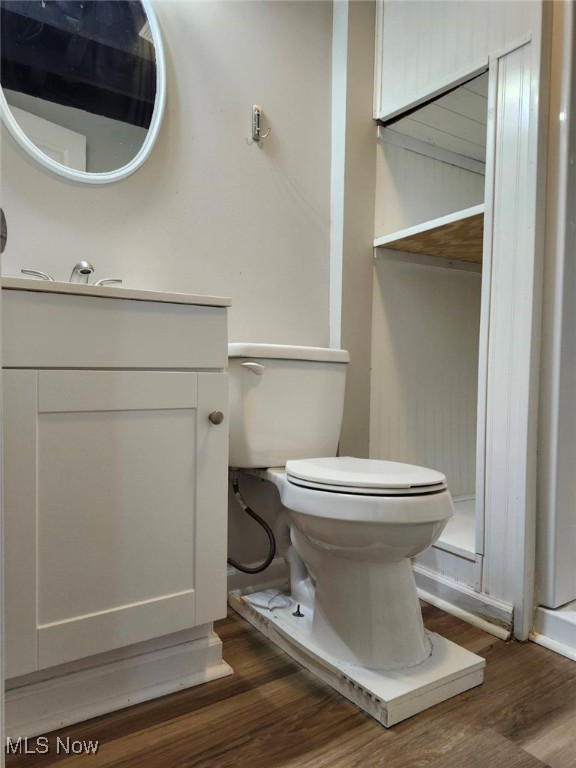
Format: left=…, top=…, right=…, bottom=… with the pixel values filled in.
left=371, top=72, right=488, bottom=584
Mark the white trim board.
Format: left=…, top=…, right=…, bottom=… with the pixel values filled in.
left=530, top=632, right=576, bottom=662
left=530, top=603, right=576, bottom=661
left=413, top=564, right=513, bottom=638
left=474, top=62, right=499, bottom=564
left=481, top=38, right=547, bottom=641
left=374, top=204, right=485, bottom=250
left=329, top=0, right=348, bottom=349
left=5, top=632, right=232, bottom=739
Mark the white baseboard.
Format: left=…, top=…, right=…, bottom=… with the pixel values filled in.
left=413, top=564, right=513, bottom=639
left=529, top=631, right=576, bottom=661
left=6, top=632, right=233, bottom=738
left=530, top=604, right=576, bottom=661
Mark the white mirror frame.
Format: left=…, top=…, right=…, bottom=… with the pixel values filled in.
left=0, top=0, right=166, bottom=184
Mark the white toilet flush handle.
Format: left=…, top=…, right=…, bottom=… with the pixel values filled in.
left=241, top=361, right=266, bottom=375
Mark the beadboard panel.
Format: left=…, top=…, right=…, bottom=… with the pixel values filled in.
left=389, top=112, right=486, bottom=162
left=482, top=43, right=542, bottom=634
left=387, top=73, right=489, bottom=164
left=370, top=259, right=481, bottom=499
left=438, top=74, right=489, bottom=123
left=375, top=141, right=484, bottom=239
left=375, top=0, right=540, bottom=120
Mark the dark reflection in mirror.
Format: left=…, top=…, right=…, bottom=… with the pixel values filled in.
left=1, top=0, right=158, bottom=173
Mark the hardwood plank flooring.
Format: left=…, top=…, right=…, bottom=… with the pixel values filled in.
left=6, top=603, right=576, bottom=768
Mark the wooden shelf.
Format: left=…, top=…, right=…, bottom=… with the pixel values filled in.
left=374, top=204, right=484, bottom=263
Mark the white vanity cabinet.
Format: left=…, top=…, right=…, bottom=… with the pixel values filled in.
left=2, top=280, right=231, bottom=679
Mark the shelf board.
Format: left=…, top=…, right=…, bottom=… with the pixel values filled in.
left=374, top=204, right=485, bottom=263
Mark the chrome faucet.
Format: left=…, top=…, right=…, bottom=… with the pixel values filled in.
left=69, top=261, right=95, bottom=284
left=21, top=269, right=54, bottom=281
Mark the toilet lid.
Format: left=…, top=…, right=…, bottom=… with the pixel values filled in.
left=285, top=457, right=447, bottom=495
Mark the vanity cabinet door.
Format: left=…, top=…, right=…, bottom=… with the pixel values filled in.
left=3, top=369, right=228, bottom=677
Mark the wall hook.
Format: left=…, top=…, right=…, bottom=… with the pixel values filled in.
left=252, top=104, right=271, bottom=146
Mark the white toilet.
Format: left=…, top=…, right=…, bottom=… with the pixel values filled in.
left=228, top=342, right=454, bottom=670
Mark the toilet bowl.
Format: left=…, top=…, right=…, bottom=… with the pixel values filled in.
left=276, top=456, right=453, bottom=669
left=228, top=343, right=454, bottom=671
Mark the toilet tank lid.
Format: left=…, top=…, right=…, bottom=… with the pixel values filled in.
left=228, top=343, right=350, bottom=363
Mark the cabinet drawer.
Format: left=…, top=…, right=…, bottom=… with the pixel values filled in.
left=2, top=289, right=227, bottom=369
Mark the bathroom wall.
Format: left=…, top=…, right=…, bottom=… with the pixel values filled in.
left=0, top=1, right=334, bottom=568
left=0, top=0, right=333, bottom=345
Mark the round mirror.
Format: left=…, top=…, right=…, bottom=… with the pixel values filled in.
left=0, top=0, right=165, bottom=184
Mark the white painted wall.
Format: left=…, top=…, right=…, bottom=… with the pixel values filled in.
left=0, top=1, right=333, bottom=569
left=0, top=0, right=333, bottom=346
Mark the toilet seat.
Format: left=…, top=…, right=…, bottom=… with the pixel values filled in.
left=286, top=457, right=447, bottom=496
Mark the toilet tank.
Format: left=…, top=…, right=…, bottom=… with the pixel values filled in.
left=228, top=343, right=349, bottom=468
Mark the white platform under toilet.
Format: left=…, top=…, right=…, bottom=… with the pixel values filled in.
left=227, top=343, right=485, bottom=725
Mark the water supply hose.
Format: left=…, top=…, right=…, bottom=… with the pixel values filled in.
left=227, top=472, right=277, bottom=574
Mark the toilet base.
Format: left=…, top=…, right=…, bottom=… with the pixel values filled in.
left=229, top=588, right=485, bottom=728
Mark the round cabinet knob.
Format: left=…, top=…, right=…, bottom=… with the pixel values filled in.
left=208, top=410, right=224, bottom=425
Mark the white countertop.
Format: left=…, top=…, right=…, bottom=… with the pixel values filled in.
left=1, top=276, right=231, bottom=308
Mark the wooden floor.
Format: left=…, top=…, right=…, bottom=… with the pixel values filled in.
left=6, top=604, right=576, bottom=768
